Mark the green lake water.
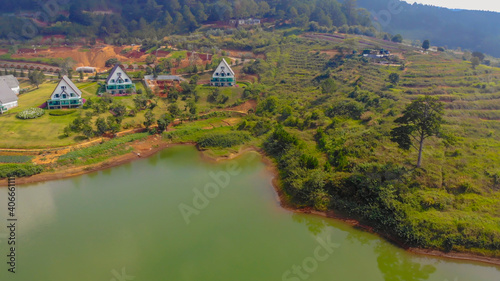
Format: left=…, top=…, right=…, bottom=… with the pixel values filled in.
left=1, top=145, right=499, bottom=280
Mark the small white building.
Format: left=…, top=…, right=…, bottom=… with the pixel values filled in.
left=47, top=76, right=83, bottom=110
left=0, top=75, right=20, bottom=95
left=210, top=59, right=236, bottom=87
left=0, top=80, right=18, bottom=113
left=76, top=66, right=96, bottom=73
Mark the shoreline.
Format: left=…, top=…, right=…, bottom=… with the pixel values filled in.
left=1, top=141, right=500, bottom=267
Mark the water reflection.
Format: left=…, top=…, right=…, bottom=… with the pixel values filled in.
left=292, top=213, right=328, bottom=235
left=375, top=242, right=436, bottom=281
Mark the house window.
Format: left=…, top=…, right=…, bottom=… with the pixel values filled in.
left=227, top=73, right=231, bottom=76
left=221, top=73, right=225, bottom=77
left=55, top=94, right=59, bottom=98
left=62, top=94, right=67, bottom=99
left=61, top=86, right=66, bottom=90
left=125, top=79, right=129, bottom=82
left=215, top=73, right=219, bottom=76
left=111, top=79, right=115, bottom=83
left=70, top=93, right=75, bottom=97
left=221, top=83, right=225, bottom=86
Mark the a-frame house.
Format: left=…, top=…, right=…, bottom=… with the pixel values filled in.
left=210, top=59, right=236, bottom=87
left=105, top=65, right=135, bottom=95
left=47, top=76, right=83, bottom=109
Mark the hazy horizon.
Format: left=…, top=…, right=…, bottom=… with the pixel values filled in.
left=402, top=0, right=500, bottom=13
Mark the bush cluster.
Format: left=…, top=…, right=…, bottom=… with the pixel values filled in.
left=16, top=108, right=45, bottom=119
left=49, top=109, right=77, bottom=116
left=0, top=164, right=43, bottom=178
left=197, top=131, right=251, bottom=148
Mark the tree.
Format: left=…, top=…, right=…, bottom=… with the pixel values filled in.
left=471, top=57, right=480, bottom=69
left=157, top=114, right=173, bottom=133
left=28, top=70, right=45, bottom=89
left=389, top=73, right=400, bottom=85
left=133, top=94, right=149, bottom=110
left=391, top=34, right=403, bottom=43
left=105, top=58, right=120, bottom=67
left=79, top=70, right=84, bottom=80
left=472, top=51, right=485, bottom=62
left=143, top=110, right=155, bottom=129
left=168, top=103, right=181, bottom=116
left=422, top=40, right=430, bottom=50
left=321, top=78, right=337, bottom=94
left=95, top=117, right=108, bottom=136
left=146, top=55, right=156, bottom=65
left=390, top=96, right=445, bottom=168
left=82, top=124, right=94, bottom=139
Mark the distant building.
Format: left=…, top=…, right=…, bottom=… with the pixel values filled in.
left=47, top=76, right=83, bottom=110
left=76, top=66, right=96, bottom=73
left=105, top=65, right=135, bottom=95
left=0, top=80, right=18, bottom=113
left=229, top=18, right=261, bottom=27
left=0, top=75, right=20, bottom=95
left=210, top=59, right=236, bottom=87
left=362, top=49, right=390, bottom=59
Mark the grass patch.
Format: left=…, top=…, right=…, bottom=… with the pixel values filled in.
left=58, top=133, right=148, bottom=165
left=0, top=155, right=34, bottom=163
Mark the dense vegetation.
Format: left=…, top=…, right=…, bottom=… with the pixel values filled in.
left=0, top=163, right=43, bottom=178
left=0, top=0, right=379, bottom=44
left=191, top=30, right=500, bottom=256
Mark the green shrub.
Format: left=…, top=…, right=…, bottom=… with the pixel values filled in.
left=0, top=163, right=43, bottom=178
left=49, top=109, right=77, bottom=116
left=197, top=131, right=251, bottom=148
left=16, top=108, right=45, bottom=119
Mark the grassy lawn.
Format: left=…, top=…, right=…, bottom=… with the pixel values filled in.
left=0, top=81, right=149, bottom=148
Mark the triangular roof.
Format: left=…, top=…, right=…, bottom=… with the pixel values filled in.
left=51, top=76, right=82, bottom=98
left=0, top=80, right=18, bottom=104
left=106, top=64, right=131, bottom=84
left=216, top=59, right=235, bottom=76
left=0, top=75, right=20, bottom=89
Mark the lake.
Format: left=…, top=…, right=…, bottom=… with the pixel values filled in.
left=0, top=145, right=499, bottom=280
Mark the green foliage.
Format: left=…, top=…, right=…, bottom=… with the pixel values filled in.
left=0, top=163, right=43, bottom=179
left=422, top=40, right=430, bottom=50
left=325, top=100, right=364, bottom=120
left=390, top=96, right=445, bottom=167
left=389, top=73, right=400, bottom=85
left=48, top=110, right=77, bottom=116
left=58, top=133, right=148, bottom=164
left=197, top=131, right=251, bottom=149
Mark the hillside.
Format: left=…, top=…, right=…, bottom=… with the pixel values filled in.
left=1, top=22, right=500, bottom=257
left=217, top=30, right=500, bottom=256
left=357, top=0, right=500, bottom=57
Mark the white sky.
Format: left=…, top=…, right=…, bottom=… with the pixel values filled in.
left=402, top=1, right=500, bottom=12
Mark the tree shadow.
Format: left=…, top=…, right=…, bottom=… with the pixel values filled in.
left=375, top=242, right=436, bottom=281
